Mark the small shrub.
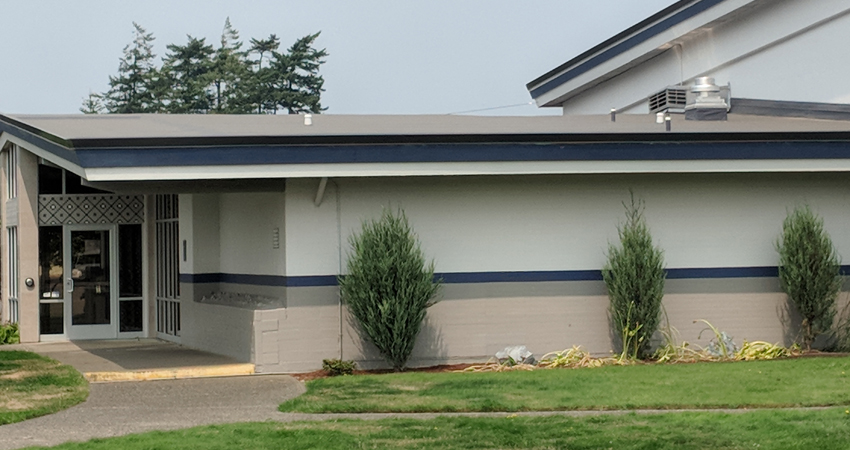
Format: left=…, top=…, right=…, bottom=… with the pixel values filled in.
left=339, top=207, right=441, bottom=371
left=603, top=192, right=666, bottom=360
left=322, top=359, right=356, bottom=376
left=0, top=322, right=19, bottom=345
left=776, top=205, right=841, bottom=351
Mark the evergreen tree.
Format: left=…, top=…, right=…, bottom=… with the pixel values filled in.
left=602, top=192, right=666, bottom=360
left=210, top=18, right=253, bottom=113
left=249, top=34, right=280, bottom=71
left=103, top=23, right=161, bottom=113
left=777, top=205, right=842, bottom=350
left=87, top=22, right=328, bottom=115
left=161, top=36, right=215, bottom=113
left=339, top=208, right=441, bottom=371
left=80, top=93, right=104, bottom=114
left=249, top=34, right=281, bottom=113
left=268, top=32, right=328, bottom=114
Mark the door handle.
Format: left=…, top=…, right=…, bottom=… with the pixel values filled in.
left=65, top=278, right=74, bottom=293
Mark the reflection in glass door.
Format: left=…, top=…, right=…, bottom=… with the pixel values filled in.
left=66, top=227, right=117, bottom=339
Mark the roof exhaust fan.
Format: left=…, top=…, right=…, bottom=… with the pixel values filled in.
left=684, top=77, right=730, bottom=121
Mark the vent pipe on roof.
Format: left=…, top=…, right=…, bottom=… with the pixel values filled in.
left=684, top=77, right=729, bottom=121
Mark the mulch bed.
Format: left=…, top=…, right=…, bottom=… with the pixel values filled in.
left=288, top=351, right=850, bottom=382
left=290, top=363, right=475, bottom=381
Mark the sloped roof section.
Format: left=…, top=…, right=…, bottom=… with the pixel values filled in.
left=527, top=0, right=742, bottom=107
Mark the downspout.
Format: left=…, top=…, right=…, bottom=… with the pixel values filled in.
left=314, top=177, right=328, bottom=207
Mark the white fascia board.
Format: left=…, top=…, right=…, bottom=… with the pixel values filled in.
left=533, top=0, right=759, bottom=107
left=0, top=132, right=86, bottom=176
left=84, top=159, right=850, bottom=182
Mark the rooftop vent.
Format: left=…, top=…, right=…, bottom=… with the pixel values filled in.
left=648, top=86, right=688, bottom=114
left=684, top=77, right=730, bottom=121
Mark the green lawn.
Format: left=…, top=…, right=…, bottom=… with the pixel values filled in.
left=0, top=350, right=89, bottom=425
left=26, top=409, right=850, bottom=449
left=281, top=356, right=850, bottom=413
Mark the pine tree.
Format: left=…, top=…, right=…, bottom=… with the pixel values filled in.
left=210, top=18, right=252, bottom=114
left=161, top=36, right=215, bottom=113
left=103, top=23, right=161, bottom=113
left=80, top=93, right=104, bottom=114
left=268, top=32, right=328, bottom=114
left=249, top=34, right=280, bottom=71
left=248, top=34, right=281, bottom=113
left=88, top=22, right=328, bottom=115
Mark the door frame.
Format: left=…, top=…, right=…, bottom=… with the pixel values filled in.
left=64, top=224, right=118, bottom=340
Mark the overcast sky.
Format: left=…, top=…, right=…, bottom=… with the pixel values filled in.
left=0, top=1, right=676, bottom=116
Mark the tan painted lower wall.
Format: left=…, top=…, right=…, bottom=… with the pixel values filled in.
left=178, top=285, right=255, bottom=363
left=239, top=278, right=850, bottom=373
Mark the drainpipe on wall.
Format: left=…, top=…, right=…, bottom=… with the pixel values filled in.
left=314, top=177, right=328, bottom=207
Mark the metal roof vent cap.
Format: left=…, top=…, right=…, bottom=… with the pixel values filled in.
left=684, top=77, right=729, bottom=121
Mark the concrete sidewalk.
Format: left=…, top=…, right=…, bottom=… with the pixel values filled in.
left=3, top=339, right=254, bottom=382
left=0, top=375, right=305, bottom=450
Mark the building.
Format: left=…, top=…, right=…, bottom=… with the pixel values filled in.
left=2, top=0, right=849, bottom=372
left=2, top=111, right=850, bottom=372
left=527, top=0, right=850, bottom=114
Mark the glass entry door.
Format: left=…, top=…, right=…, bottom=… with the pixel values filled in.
left=65, top=226, right=117, bottom=340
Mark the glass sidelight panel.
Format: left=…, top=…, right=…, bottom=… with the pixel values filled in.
left=39, top=227, right=63, bottom=299
left=39, top=303, right=64, bottom=334
left=70, top=230, right=110, bottom=325
left=119, top=300, right=143, bottom=332
left=119, top=224, right=142, bottom=298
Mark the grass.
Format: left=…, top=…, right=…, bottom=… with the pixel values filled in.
left=281, top=356, right=850, bottom=413
left=0, top=350, right=89, bottom=424
left=25, top=408, right=850, bottom=449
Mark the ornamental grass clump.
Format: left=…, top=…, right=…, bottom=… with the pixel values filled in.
left=777, top=205, right=842, bottom=351
left=339, top=208, right=440, bottom=371
left=603, top=192, right=666, bottom=360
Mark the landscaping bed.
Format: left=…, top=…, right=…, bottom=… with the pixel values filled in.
left=0, top=350, right=89, bottom=425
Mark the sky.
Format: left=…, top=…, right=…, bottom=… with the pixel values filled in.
left=0, top=0, right=677, bottom=116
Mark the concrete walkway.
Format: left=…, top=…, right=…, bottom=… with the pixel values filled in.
left=0, top=370, right=838, bottom=449
left=0, top=375, right=305, bottom=450
left=4, top=339, right=254, bottom=381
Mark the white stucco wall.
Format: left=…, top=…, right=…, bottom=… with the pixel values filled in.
left=219, top=192, right=286, bottom=276
left=284, top=173, right=850, bottom=277
left=559, top=0, right=850, bottom=114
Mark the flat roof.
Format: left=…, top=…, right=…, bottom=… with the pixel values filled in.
left=6, top=112, right=850, bottom=149
left=6, top=112, right=850, bottom=183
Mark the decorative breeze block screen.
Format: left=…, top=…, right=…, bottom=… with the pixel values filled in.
left=39, top=195, right=145, bottom=225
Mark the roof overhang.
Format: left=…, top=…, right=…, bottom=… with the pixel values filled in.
left=6, top=113, right=850, bottom=183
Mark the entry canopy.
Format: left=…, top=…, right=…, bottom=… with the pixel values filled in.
left=4, top=112, right=850, bottom=183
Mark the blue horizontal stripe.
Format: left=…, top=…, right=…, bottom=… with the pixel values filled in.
left=178, top=273, right=334, bottom=287
left=179, top=265, right=850, bottom=288
left=530, top=0, right=726, bottom=99
left=285, top=275, right=339, bottom=287
left=74, top=141, right=850, bottom=168
left=438, top=270, right=602, bottom=283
